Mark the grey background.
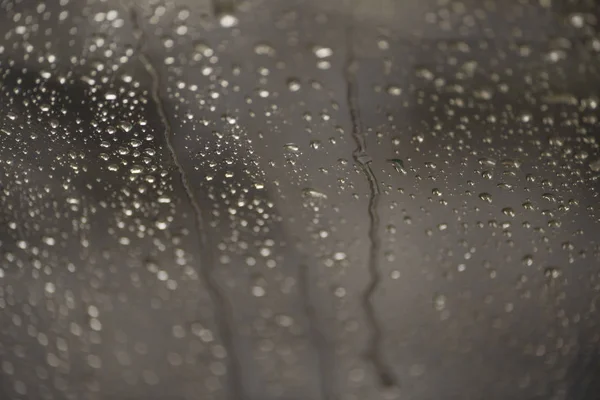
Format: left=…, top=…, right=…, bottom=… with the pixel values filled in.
left=1, top=0, right=600, bottom=399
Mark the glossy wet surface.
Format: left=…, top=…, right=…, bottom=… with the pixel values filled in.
left=1, top=0, right=600, bottom=399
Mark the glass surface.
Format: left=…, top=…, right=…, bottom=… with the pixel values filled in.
left=1, top=0, right=599, bottom=399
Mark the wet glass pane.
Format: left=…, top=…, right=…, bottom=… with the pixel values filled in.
left=1, top=0, right=600, bottom=399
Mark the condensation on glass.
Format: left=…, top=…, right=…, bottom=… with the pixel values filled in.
left=0, top=0, right=599, bottom=399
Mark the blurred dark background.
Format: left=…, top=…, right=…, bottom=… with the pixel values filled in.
left=1, top=0, right=600, bottom=399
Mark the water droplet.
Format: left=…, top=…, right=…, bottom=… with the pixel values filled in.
left=284, top=143, right=300, bottom=152
left=302, top=188, right=327, bottom=199
left=386, top=85, right=402, bottom=96
left=590, top=159, right=600, bottom=172
left=130, top=165, right=144, bottom=174
left=287, top=78, right=301, bottom=92
left=502, top=207, right=515, bottom=217
left=155, top=221, right=168, bottom=230
left=522, top=255, right=533, bottom=266
left=479, top=193, right=492, bottom=203
left=254, top=43, right=275, bottom=56
left=387, top=158, right=406, bottom=174
left=42, top=236, right=56, bottom=246
left=313, top=46, right=333, bottom=58
left=544, top=267, right=561, bottom=279
left=433, top=294, right=446, bottom=311
left=219, top=14, right=238, bottom=28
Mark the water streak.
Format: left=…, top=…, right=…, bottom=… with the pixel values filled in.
left=344, top=26, right=398, bottom=388
left=129, top=7, right=244, bottom=399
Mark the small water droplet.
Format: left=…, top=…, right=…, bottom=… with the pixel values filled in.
left=386, top=85, right=402, bottom=96
left=287, top=78, right=301, bottom=92
left=479, top=193, right=492, bottom=203
left=313, top=46, right=333, bottom=58
left=219, top=14, right=238, bottom=28
left=502, top=207, right=515, bottom=217
left=544, top=267, right=561, bottom=279
left=284, top=143, right=300, bottom=153
left=130, top=165, right=144, bottom=174
left=302, top=188, right=327, bottom=199
left=42, top=236, right=56, bottom=246
left=433, top=294, right=446, bottom=311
